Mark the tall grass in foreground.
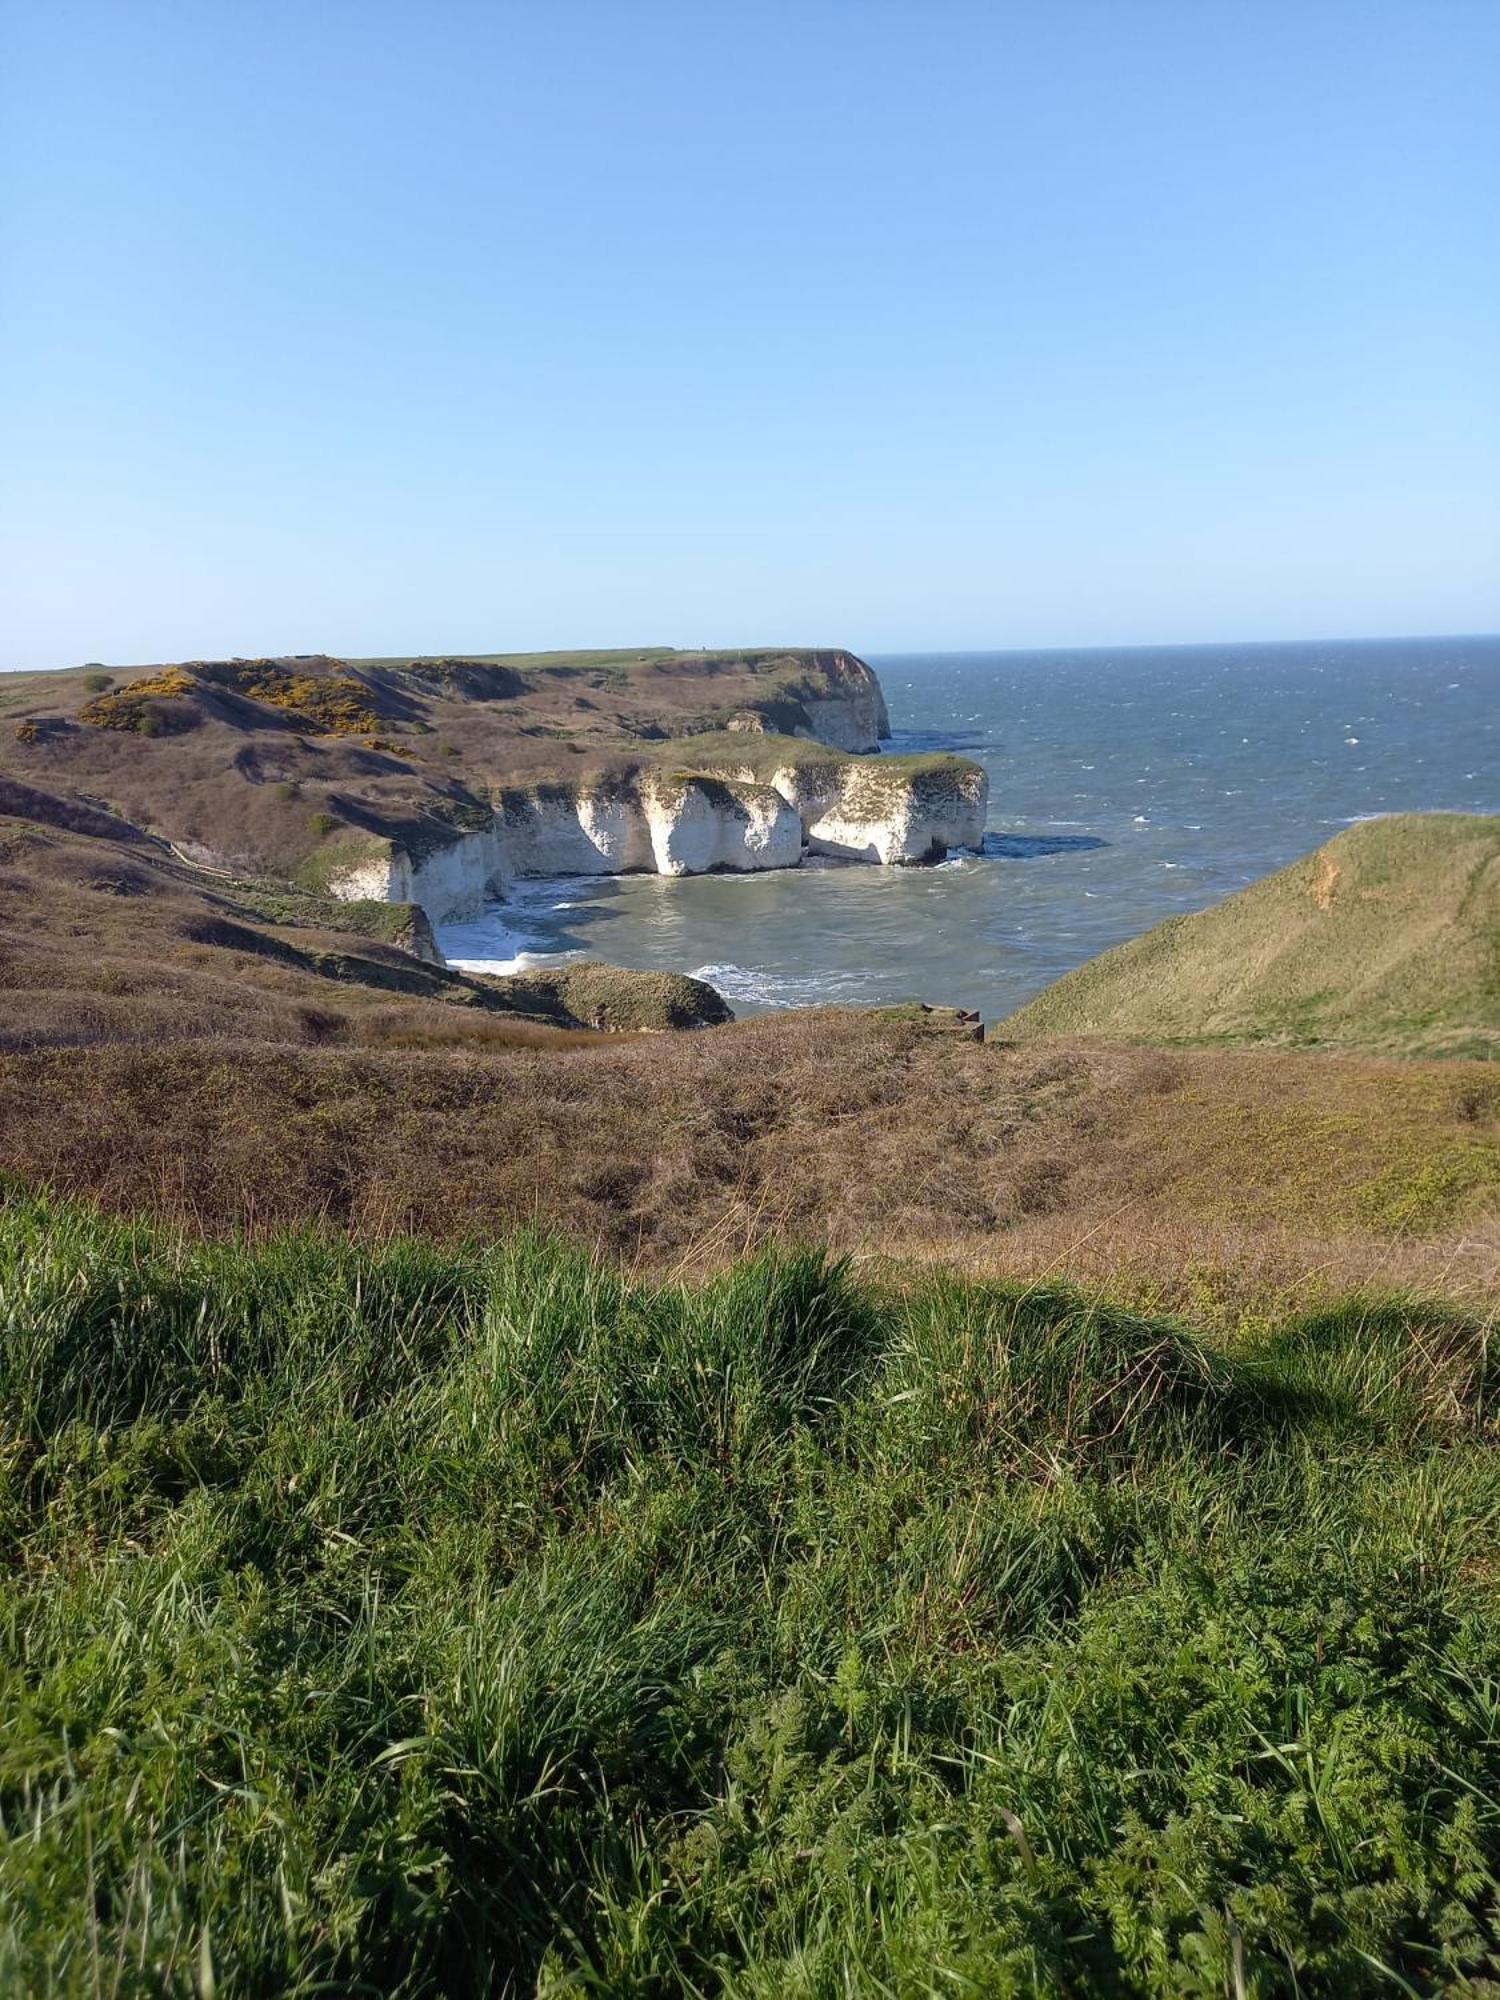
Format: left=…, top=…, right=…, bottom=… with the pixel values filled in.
left=1, top=1191, right=1499, bottom=1996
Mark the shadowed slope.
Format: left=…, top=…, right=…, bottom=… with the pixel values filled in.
left=0, top=789, right=729, bottom=1045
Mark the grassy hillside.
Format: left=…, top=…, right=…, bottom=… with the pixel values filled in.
left=1003, top=813, right=1500, bottom=1059
left=2, top=1192, right=1499, bottom=1994
left=3, top=779, right=1498, bottom=1302
left=0, top=782, right=729, bottom=1046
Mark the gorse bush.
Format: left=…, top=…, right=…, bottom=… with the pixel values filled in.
left=2, top=1193, right=1499, bottom=1994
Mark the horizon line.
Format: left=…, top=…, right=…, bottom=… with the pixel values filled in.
left=4, top=627, right=1498, bottom=678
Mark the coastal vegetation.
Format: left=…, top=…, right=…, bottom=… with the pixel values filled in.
left=3, top=651, right=1500, bottom=1992
left=1, top=770, right=1496, bottom=1299
left=0, top=647, right=947, bottom=900
left=1003, top=813, right=1500, bottom=1060
left=3, top=1193, right=1499, bottom=1994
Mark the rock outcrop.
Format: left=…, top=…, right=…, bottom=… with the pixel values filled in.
left=700, top=753, right=988, bottom=865
left=786, top=651, right=891, bottom=752
left=325, top=823, right=509, bottom=924
left=326, top=755, right=989, bottom=923
left=496, top=774, right=801, bottom=881
left=725, top=650, right=891, bottom=752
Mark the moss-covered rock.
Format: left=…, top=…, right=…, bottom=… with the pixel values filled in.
left=472, top=961, right=732, bottom=1031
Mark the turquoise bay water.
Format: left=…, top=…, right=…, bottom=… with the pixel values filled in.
left=439, top=636, right=1500, bottom=1020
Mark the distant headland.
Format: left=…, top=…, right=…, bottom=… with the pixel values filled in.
left=0, top=648, right=988, bottom=934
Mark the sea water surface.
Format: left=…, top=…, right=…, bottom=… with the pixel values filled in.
left=439, top=636, right=1500, bottom=1020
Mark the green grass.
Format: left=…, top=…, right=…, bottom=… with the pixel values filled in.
left=347, top=648, right=795, bottom=675
left=662, top=730, right=966, bottom=785
left=3, top=1192, right=1500, bottom=1994
left=1003, top=813, right=1500, bottom=1059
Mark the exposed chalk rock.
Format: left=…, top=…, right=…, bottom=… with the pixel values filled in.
left=725, top=652, right=891, bottom=752
left=495, top=774, right=802, bottom=880
left=496, top=784, right=653, bottom=877
left=643, top=776, right=801, bottom=874
left=323, top=658, right=986, bottom=935
left=702, top=755, right=989, bottom=865
left=326, top=823, right=508, bottom=924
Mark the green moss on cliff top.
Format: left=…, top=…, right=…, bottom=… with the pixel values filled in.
left=661, top=732, right=980, bottom=792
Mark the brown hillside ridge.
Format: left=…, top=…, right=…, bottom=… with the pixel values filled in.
left=0, top=647, right=893, bottom=882
left=0, top=781, right=729, bottom=1043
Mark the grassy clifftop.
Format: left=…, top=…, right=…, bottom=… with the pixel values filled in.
left=4, top=1192, right=1500, bottom=1993
left=1004, top=812, right=1500, bottom=1059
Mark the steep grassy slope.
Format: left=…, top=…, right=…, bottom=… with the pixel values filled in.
left=3, top=1194, right=1499, bottom=1994
left=1003, top=813, right=1500, bottom=1058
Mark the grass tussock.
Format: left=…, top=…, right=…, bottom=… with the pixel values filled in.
left=1, top=1191, right=1499, bottom=1993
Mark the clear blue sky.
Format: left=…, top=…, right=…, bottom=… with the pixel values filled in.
left=3, top=1, right=1496, bottom=669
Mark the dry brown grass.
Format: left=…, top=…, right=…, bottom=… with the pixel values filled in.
left=0, top=801, right=721, bottom=1046
left=3, top=782, right=1498, bottom=1313
left=4, top=1017, right=1497, bottom=1307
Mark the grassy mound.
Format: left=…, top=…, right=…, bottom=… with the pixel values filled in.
left=477, top=961, right=733, bottom=1032
left=1003, top=812, right=1500, bottom=1058
left=3, top=1192, right=1500, bottom=1993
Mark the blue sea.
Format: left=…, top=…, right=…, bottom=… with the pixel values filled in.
left=438, top=635, right=1500, bottom=1020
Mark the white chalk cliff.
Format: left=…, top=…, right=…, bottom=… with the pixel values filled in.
left=324, top=822, right=510, bottom=923
left=695, top=754, right=987, bottom=866
left=497, top=774, right=801, bottom=881
left=726, top=650, right=893, bottom=753
left=324, top=665, right=987, bottom=927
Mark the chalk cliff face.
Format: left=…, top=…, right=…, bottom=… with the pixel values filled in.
left=727, top=651, right=892, bottom=753
left=806, top=765, right=986, bottom=864
left=327, top=760, right=987, bottom=923
left=326, top=824, right=509, bottom=924
left=323, top=660, right=987, bottom=927
left=328, top=776, right=805, bottom=921
left=641, top=777, right=802, bottom=875
left=710, top=757, right=989, bottom=865
left=795, top=653, right=892, bottom=752
left=496, top=776, right=801, bottom=881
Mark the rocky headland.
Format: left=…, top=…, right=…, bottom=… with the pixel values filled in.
left=1, top=647, right=988, bottom=936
